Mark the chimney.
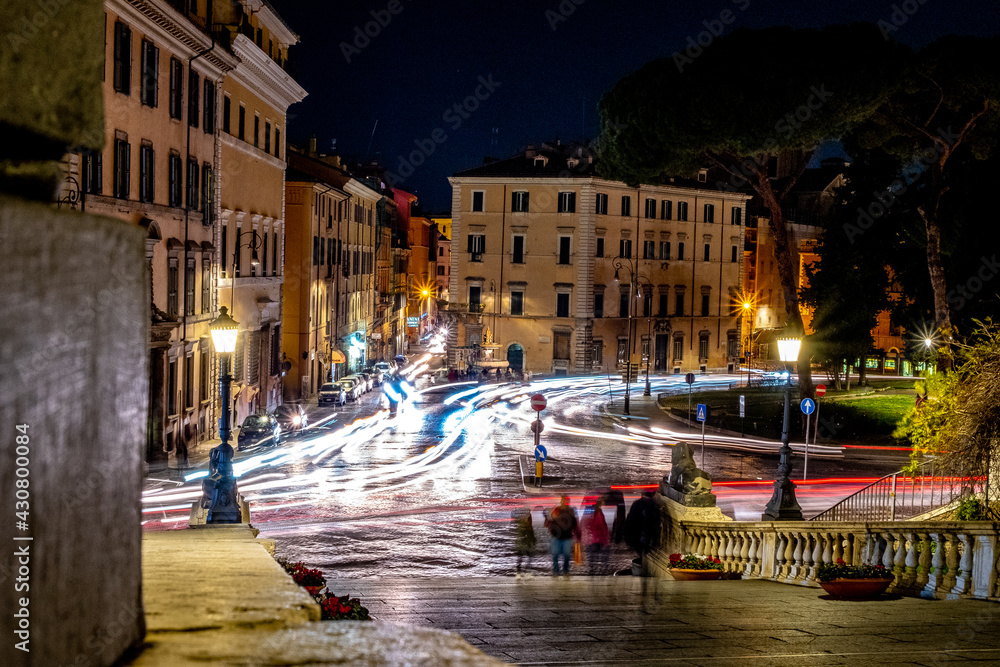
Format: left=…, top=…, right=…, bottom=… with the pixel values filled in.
left=308, top=134, right=317, bottom=156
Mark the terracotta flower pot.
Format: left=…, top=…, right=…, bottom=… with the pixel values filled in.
left=304, top=585, right=325, bottom=597
left=819, top=578, right=892, bottom=599
left=669, top=568, right=722, bottom=581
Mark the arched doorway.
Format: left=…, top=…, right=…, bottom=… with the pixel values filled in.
left=506, top=343, right=524, bottom=371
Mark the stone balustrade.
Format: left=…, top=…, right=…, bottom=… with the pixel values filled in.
left=650, top=516, right=1000, bottom=601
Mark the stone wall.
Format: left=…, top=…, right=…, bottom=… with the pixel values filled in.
left=0, top=196, right=147, bottom=666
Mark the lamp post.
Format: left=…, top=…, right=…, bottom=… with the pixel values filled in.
left=761, top=336, right=804, bottom=521
left=638, top=277, right=653, bottom=396
left=612, top=258, right=638, bottom=415
left=206, top=306, right=242, bottom=523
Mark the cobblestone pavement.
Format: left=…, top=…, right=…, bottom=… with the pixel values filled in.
left=326, top=576, right=1000, bottom=665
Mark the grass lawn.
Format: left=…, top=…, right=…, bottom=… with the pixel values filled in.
left=659, top=380, right=918, bottom=445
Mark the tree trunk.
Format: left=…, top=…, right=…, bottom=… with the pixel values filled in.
left=846, top=364, right=852, bottom=391
left=859, top=360, right=868, bottom=387
left=921, top=163, right=954, bottom=369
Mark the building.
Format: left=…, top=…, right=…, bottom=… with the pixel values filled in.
left=446, top=141, right=752, bottom=375
left=393, top=191, right=437, bottom=344
left=213, top=0, right=307, bottom=424
left=431, top=216, right=452, bottom=305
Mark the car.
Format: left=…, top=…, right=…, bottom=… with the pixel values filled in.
left=237, top=414, right=280, bottom=450
left=274, top=404, right=308, bottom=434
left=374, top=360, right=395, bottom=376
left=318, top=382, right=346, bottom=406
left=337, top=378, right=362, bottom=401
left=364, top=367, right=385, bottom=386
left=394, top=354, right=408, bottom=367
left=344, top=374, right=369, bottom=394
left=428, top=368, right=451, bottom=384
left=358, top=372, right=376, bottom=392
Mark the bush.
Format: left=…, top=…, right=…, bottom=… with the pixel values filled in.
left=320, top=593, right=371, bottom=621
left=668, top=553, right=724, bottom=571
left=817, top=559, right=893, bottom=582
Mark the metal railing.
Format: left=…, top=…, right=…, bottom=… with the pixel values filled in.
left=811, top=458, right=984, bottom=522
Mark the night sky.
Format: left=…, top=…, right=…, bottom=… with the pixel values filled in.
left=268, top=0, right=999, bottom=212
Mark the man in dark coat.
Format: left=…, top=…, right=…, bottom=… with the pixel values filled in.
left=624, top=492, right=661, bottom=568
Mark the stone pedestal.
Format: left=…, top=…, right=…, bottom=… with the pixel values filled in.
left=646, top=493, right=731, bottom=577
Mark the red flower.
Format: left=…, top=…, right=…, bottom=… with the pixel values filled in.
left=836, top=558, right=846, bottom=565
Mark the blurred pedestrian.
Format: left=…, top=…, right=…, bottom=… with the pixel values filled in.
left=624, top=492, right=662, bottom=575
left=495, top=368, right=502, bottom=382
left=607, top=490, right=627, bottom=545
left=448, top=368, right=457, bottom=383
left=544, top=495, right=580, bottom=575
left=505, top=368, right=513, bottom=382
left=582, top=499, right=611, bottom=575
left=511, top=507, right=537, bottom=577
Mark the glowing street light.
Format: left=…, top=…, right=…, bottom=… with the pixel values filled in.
left=762, top=336, right=803, bottom=521
left=201, top=306, right=243, bottom=523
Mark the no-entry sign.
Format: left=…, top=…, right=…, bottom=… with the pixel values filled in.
left=530, top=394, right=547, bottom=412
left=816, top=384, right=827, bottom=398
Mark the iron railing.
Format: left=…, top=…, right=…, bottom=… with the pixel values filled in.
left=811, top=458, right=985, bottom=522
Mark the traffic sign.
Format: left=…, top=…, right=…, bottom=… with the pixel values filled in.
left=530, top=420, right=545, bottom=434
left=534, top=444, right=547, bottom=461
left=815, top=384, right=827, bottom=398
left=696, top=403, right=707, bottom=422
left=739, top=395, right=745, bottom=418
left=801, top=398, right=816, bottom=415
left=685, top=372, right=696, bottom=385
left=530, top=394, right=547, bottom=412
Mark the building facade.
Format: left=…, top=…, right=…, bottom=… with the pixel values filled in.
left=432, top=216, right=452, bottom=306
left=446, top=142, right=751, bottom=375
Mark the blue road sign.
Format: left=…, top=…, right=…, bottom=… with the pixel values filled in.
left=534, top=444, right=547, bottom=462
left=801, top=398, right=816, bottom=415
left=696, top=403, right=707, bottom=422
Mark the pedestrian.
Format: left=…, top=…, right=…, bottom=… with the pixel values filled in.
left=448, top=368, right=457, bottom=383
left=624, top=492, right=662, bottom=575
left=512, top=507, right=537, bottom=577
left=607, top=490, right=627, bottom=545
left=177, top=418, right=191, bottom=469
left=495, top=368, right=502, bottom=382
left=544, top=495, right=580, bottom=575
left=505, top=368, right=513, bottom=382
left=581, top=499, right=611, bottom=575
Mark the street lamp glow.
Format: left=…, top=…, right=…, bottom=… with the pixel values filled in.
left=743, top=301, right=751, bottom=311
left=776, top=337, right=802, bottom=363
left=210, top=306, right=239, bottom=354
left=925, top=337, right=933, bottom=349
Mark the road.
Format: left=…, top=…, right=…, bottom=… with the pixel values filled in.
left=141, top=358, right=910, bottom=577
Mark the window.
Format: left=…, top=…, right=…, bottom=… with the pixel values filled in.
left=113, top=135, right=130, bottom=199
left=139, top=142, right=154, bottom=203
left=187, top=68, right=199, bottom=128
left=312, top=236, right=319, bottom=266
left=659, top=293, right=668, bottom=316
left=253, top=114, right=259, bottom=147
left=644, top=198, right=656, bottom=218
left=699, top=333, right=710, bottom=360
left=201, top=351, right=210, bottom=403
left=701, top=294, right=710, bottom=317
left=594, top=293, right=604, bottom=318
left=167, top=260, right=178, bottom=317
left=661, top=200, right=672, bottom=220
left=595, top=193, right=608, bottom=215
left=704, top=244, right=710, bottom=261
left=201, top=259, right=211, bottom=313
left=512, top=234, right=525, bottom=263
left=731, top=245, right=738, bottom=263
left=592, top=340, right=603, bottom=366
left=558, top=236, right=571, bottom=264
left=678, top=201, right=689, bottom=221
left=185, top=259, right=195, bottom=316
left=81, top=150, right=102, bottom=194
left=595, top=238, right=604, bottom=257
left=619, top=239, right=632, bottom=259
left=223, top=95, right=231, bottom=133
left=619, top=290, right=629, bottom=318
left=262, top=233, right=268, bottom=277
left=471, top=190, right=484, bottom=212
left=553, top=331, right=571, bottom=360
left=704, top=204, right=715, bottom=223
left=621, top=195, right=631, bottom=217
left=140, top=39, right=158, bottom=107
left=558, top=191, right=576, bottom=213
left=168, top=152, right=181, bottom=207
left=660, top=241, right=670, bottom=260
left=469, top=286, right=482, bottom=310
left=437, top=265, right=445, bottom=275
left=675, top=292, right=684, bottom=316
left=641, top=337, right=650, bottom=363
left=264, top=120, right=271, bottom=154
left=728, top=334, right=739, bottom=358
left=221, top=227, right=227, bottom=275
left=275, top=127, right=281, bottom=159
left=510, top=291, right=524, bottom=316
left=511, top=190, right=529, bottom=212
left=238, top=105, right=246, bottom=141
left=617, top=338, right=628, bottom=366
left=467, top=234, right=485, bottom=258
left=113, top=21, right=131, bottom=95
left=673, top=337, right=683, bottom=361
left=168, top=58, right=183, bottom=119
left=678, top=242, right=685, bottom=260
left=643, top=240, right=655, bottom=259
left=168, top=360, right=176, bottom=415
left=203, top=79, right=215, bottom=133
left=201, top=164, right=213, bottom=222
left=186, top=159, right=199, bottom=210
left=556, top=293, right=570, bottom=318
left=643, top=291, right=652, bottom=317
left=732, top=207, right=742, bottom=225
left=272, top=232, right=277, bottom=275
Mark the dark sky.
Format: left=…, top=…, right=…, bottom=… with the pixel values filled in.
left=268, top=0, right=999, bottom=212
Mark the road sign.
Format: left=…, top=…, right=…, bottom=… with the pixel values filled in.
left=530, top=420, right=545, bottom=434
left=739, top=395, right=745, bottom=418
left=815, top=384, right=827, bottom=398
left=530, top=394, right=547, bottom=412
left=534, top=444, right=547, bottom=461
left=696, top=403, right=707, bottom=422
left=685, top=372, right=696, bottom=385
left=801, top=398, right=815, bottom=415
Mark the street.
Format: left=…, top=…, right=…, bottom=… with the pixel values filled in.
left=141, top=359, right=910, bottom=578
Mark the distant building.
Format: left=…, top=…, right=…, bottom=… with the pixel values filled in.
left=446, top=141, right=751, bottom=375
left=432, top=216, right=452, bottom=304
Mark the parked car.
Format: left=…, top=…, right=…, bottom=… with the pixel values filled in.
left=237, top=414, right=280, bottom=450
left=338, top=378, right=362, bottom=401
left=358, top=372, right=377, bottom=392
left=374, top=360, right=395, bottom=375
left=344, top=374, right=368, bottom=394
left=364, top=367, right=385, bottom=386
left=274, top=404, right=308, bottom=434
left=318, top=382, right=346, bottom=407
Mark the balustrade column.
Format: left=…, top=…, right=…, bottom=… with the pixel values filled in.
left=745, top=532, right=757, bottom=577
left=951, top=533, right=973, bottom=597
left=810, top=534, right=824, bottom=582
left=915, top=532, right=932, bottom=591
left=942, top=533, right=959, bottom=592
left=902, top=532, right=918, bottom=589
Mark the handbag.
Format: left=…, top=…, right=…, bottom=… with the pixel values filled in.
left=573, top=541, right=583, bottom=565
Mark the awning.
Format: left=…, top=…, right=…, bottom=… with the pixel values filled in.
left=329, top=350, right=346, bottom=363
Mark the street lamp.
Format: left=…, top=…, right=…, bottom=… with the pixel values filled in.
left=612, top=258, right=639, bottom=415
left=761, top=336, right=804, bottom=521
left=204, top=306, right=242, bottom=523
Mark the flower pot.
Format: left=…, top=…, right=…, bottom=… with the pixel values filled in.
left=304, top=585, right=325, bottom=597
left=819, top=578, right=892, bottom=599
left=669, top=568, right=722, bottom=581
